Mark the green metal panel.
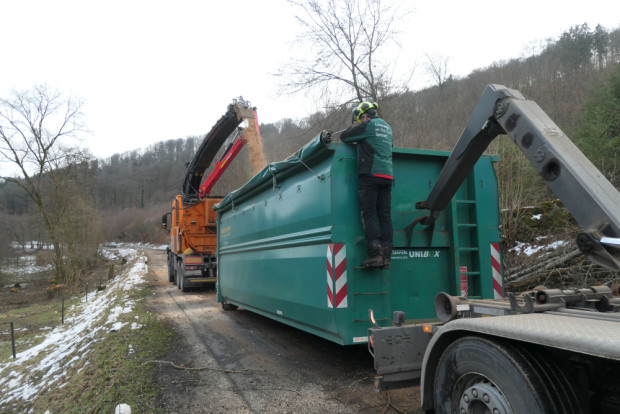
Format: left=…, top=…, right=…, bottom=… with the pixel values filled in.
left=216, top=134, right=501, bottom=345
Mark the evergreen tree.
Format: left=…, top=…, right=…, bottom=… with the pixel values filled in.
left=573, top=66, right=620, bottom=184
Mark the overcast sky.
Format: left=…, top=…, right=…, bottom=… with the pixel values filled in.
left=1, top=0, right=619, bottom=170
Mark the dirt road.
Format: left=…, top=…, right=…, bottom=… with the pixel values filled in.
left=144, top=249, right=421, bottom=413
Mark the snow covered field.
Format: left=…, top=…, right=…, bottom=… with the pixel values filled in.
left=0, top=245, right=155, bottom=411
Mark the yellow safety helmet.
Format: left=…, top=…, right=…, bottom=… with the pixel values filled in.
left=351, top=101, right=379, bottom=123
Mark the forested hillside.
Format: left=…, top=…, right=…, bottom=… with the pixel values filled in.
left=1, top=23, right=619, bottom=256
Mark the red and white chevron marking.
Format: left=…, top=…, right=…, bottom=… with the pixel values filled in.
left=326, top=244, right=334, bottom=308
left=490, top=242, right=503, bottom=298
left=326, top=243, right=348, bottom=308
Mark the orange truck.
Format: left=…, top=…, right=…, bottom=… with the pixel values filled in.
left=162, top=98, right=260, bottom=291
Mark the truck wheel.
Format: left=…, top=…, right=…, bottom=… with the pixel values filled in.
left=222, top=302, right=238, bottom=311
left=177, top=263, right=185, bottom=291
left=179, top=267, right=188, bottom=292
left=433, top=336, right=579, bottom=414
left=167, top=254, right=174, bottom=283
left=175, top=261, right=181, bottom=288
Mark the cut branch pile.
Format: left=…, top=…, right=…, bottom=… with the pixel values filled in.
left=504, top=245, right=620, bottom=292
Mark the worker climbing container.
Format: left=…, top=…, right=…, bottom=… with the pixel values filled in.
left=215, top=133, right=501, bottom=345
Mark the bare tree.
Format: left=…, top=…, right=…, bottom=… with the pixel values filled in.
left=0, top=85, right=91, bottom=284
left=280, top=0, right=410, bottom=110
left=424, top=53, right=451, bottom=93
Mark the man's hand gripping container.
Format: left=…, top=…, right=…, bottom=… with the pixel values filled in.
left=215, top=133, right=502, bottom=345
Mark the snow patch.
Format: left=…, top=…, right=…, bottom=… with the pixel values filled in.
left=511, top=240, right=569, bottom=256
left=0, top=247, right=149, bottom=408
left=109, top=322, right=126, bottom=332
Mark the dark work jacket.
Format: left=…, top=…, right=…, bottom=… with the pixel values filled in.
left=341, top=117, right=393, bottom=178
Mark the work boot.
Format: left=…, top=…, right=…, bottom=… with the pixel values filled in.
left=362, top=240, right=383, bottom=268
left=381, top=242, right=392, bottom=269
left=361, top=256, right=384, bottom=268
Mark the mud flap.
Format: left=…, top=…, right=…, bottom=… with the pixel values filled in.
left=370, top=324, right=433, bottom=391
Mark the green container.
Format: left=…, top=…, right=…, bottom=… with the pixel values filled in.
left=215, top=134, right=502, bottom=345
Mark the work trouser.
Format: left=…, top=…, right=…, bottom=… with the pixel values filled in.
left=358, top=175, right=393, bottom=258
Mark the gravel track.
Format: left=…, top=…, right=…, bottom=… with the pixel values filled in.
left=144, top=249, right=421, bottom=413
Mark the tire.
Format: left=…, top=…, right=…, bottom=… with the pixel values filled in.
left=175, top=260, right=181, bottom=288
left=167, top=253, right=174, bottom=283
left=515, top=345, right=582, bottom=413
left=179, top=266, right=188, bottom=292
left=177, top=262, right=184, bottom=291
left=433, top=336, right=580, bottom=414
left=222, top=302, right=238, bottom=311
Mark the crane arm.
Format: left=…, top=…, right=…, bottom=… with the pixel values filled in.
left=415, top=84, right=620, bottom=270
left=198, top=130, right=247, bottom=197
left=181, top=97, right=256, bottom=201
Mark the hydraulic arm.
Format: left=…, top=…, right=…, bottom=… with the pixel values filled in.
left=199, top=129, right=247, bottom=197
left=182, top=97, right=257, bottom=202
left=414, top=84, right=620, bottom=270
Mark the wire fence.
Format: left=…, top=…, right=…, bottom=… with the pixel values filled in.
left=1, top=264, right=116, bottom=360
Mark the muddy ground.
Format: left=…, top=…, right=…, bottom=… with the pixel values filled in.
left=144, top=249, right=422, bottom=414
